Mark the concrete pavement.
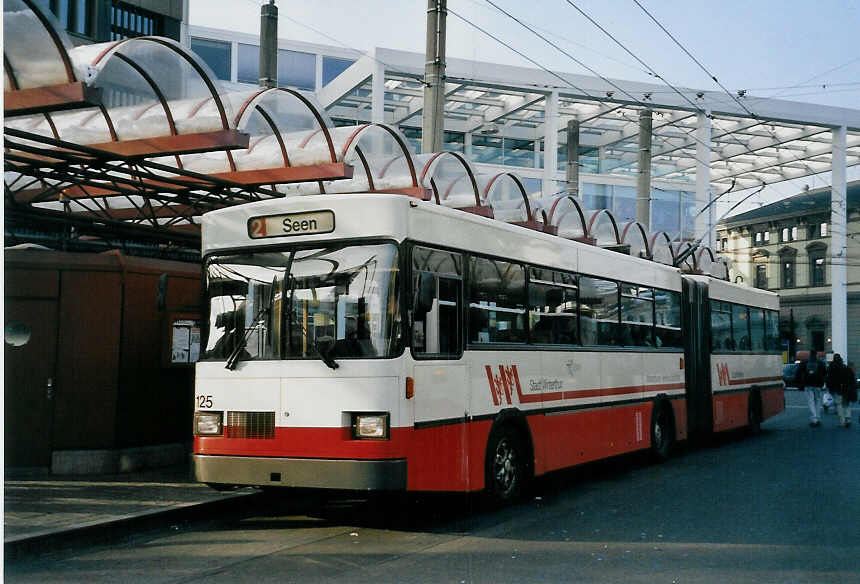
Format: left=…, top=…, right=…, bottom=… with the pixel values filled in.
left=4, top=461, right=254, bottom=559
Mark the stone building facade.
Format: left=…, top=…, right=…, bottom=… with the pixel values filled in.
left=715, top=181, right=859, bottom=365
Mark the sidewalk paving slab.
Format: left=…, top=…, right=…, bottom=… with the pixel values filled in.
left=4, top=463, right=255, bottom=558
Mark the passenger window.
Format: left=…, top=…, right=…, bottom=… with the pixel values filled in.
left=711, top=300, right=733, bottom=351
left=468, top=257, right=526, bottom=344
left=579, top=276, right=619, bottom=346
left=732, top=304, right=750, bottom=351
left=529, top=268, right=578, bottom=345
left=749, top=308, right=765, bottom=352
left=620, top=285, right=654, bottom=347
left=654, top=289, right=682, bottom=348
left=765, top=310, right=780, bottom=352
left=411, top=246, right=462, bottom=357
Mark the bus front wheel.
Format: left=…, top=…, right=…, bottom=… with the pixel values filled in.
left=485, top=426, right=527, bottom=505
left=650, top=403, right=674, bottom=462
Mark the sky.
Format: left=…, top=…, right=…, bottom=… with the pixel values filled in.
left=189, top=0, right=860, bottom=215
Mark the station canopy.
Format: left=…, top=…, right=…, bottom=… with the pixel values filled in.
left=319, top=48, right=859, bottom=191
left=10, top=1, right=856, bottom=277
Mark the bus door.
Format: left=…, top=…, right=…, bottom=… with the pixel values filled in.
left=409, top=246, right=469, bottom=489
left=682, top=278, right=713, bottom=440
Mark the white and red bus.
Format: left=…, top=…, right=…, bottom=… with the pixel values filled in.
left=193, top=193, right=783, bottom=503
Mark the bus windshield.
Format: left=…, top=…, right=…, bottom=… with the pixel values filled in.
left=203, top=243, right=401, bottom=363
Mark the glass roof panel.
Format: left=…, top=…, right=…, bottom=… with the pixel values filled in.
left=69, top=38, right=234, bottom=135
left=587, top=210, right=620, bottom=246
left=3, top=0, right=74, bottom=90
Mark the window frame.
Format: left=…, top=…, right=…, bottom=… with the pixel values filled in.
left=408, top=242, right=465, bottom=361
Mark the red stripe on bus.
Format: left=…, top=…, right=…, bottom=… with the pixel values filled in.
left=517, top=382, right=686, bottom=404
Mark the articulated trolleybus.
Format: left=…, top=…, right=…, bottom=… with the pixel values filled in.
left=193, top=193, right=784, bottom=503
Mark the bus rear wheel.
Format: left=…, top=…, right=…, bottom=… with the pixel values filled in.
left=748, top=393, right=762, bottom=435
left=485, top=427, right=527, bottom=505
left=650, top=404, right=674, bottom=462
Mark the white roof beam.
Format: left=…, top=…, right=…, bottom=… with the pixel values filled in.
left=318, top=55, right=373, bottom=109
left=468, top=92, right=546, bottom=132
left=391, top=82, right=465, bottom=125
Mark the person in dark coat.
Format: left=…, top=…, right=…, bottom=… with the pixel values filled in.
left=798, top=350, right=826, bottom=427
left=828, top=354, right=856, bottom=428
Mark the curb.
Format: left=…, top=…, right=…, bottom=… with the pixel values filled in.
left=5, top=491, right=257, bottom=562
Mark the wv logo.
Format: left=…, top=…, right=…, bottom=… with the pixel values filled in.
left=716, top=362, right=730, bottom=386
left=485, top=365, right=521, bottom=406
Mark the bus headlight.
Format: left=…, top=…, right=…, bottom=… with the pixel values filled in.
left=352, top=413, right=389, bottom=440
left=194, top=411, right=223, bottom=436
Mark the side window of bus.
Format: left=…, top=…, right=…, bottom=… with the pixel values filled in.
left=529, top=268, right=578, bottom=345
left=764, top=310, right=780, bottom=352
left=620, top=285, right=654, bottom=347
left=732, top=304, right=750, bottom=351
left=468, top=256, right=526, bottom=344
left=654, top=289, right=682, bottom=348
left=749, top=308, right=765, bottom=352
left=579, top=276, right=619, bottom=346
left=411, top=246, right=462, bottom=357
left=711, top=301, right=733, bottom=351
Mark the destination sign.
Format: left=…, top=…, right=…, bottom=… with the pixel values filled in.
left=248, top=210, right=335, bottom=239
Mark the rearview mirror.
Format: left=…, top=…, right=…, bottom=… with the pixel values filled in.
left=414, top=272, right=436, bottom=315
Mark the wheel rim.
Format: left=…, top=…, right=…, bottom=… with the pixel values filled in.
left=493, top=437, right=518, bottom=496
left=653, top=413, right=665, bottom=451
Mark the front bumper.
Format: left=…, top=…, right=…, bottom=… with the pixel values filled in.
left=193, top=454, right=407, bottom=491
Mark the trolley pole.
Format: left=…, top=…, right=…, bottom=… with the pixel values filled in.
left=566, top=119, right=580, bottom=198
left=259, top=0, right=278, bottom=88
left=422, top=0, right=447, bottom=154
left=636, top=109, right=652, bottom=230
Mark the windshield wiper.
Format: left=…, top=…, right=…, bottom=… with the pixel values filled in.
left=225, top=302, right=270, bottom=370
left=315, top=341, right=340, bottom=370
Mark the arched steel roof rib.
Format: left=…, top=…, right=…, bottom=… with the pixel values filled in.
left=673, top=241, right=697, bottom=272
left=3, top=0, right=101, bottom=116
left=546, top=195, right=591, bottom=243
left=482, top=171, right=556, bottom=233
left=649, top=232, right=675, bottom=265
left=237, top=88, right=338, bottom=162
left=232, top=87, right=355, bottom=185
left=696, top=247, right=728, bottom=279
left=62, top=36, right=249, bottom=159
left=585, top=209, right=621, bottom=247
left=283, top=123, right=421, bottom=198
left=619, top=221, right=651, bottom=259
left=339, top=124, right=424, bottom=197
left=419, top=151, right=490, bottom=215
left=204, top=89, right=350, bottom=186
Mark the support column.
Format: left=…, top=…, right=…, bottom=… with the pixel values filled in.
left=636, top=110, right=652, bottom=230
left=831, top=125, right=848, bottom=358
left=259, top=0, right=277, bottom=88
left=695, top=111, right=713, bottom=245
left=370, top=49, right=385, bottom=124
left=566, top=119, right=580, bottom=198
left=542, top=90, right=559, bottom=197
left=422, top=0, right=447, bottom=153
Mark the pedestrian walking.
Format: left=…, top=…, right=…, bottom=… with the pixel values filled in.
left=797, top=350, right=826, bottom=427
left=827, top=355, right=857, bottom=427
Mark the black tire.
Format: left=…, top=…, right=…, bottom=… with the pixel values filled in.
left=650, top=403, right=674, bottom=462
left=748, top=393, right=762, bottom=435
left=484, top=426, right=528, bottom=505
